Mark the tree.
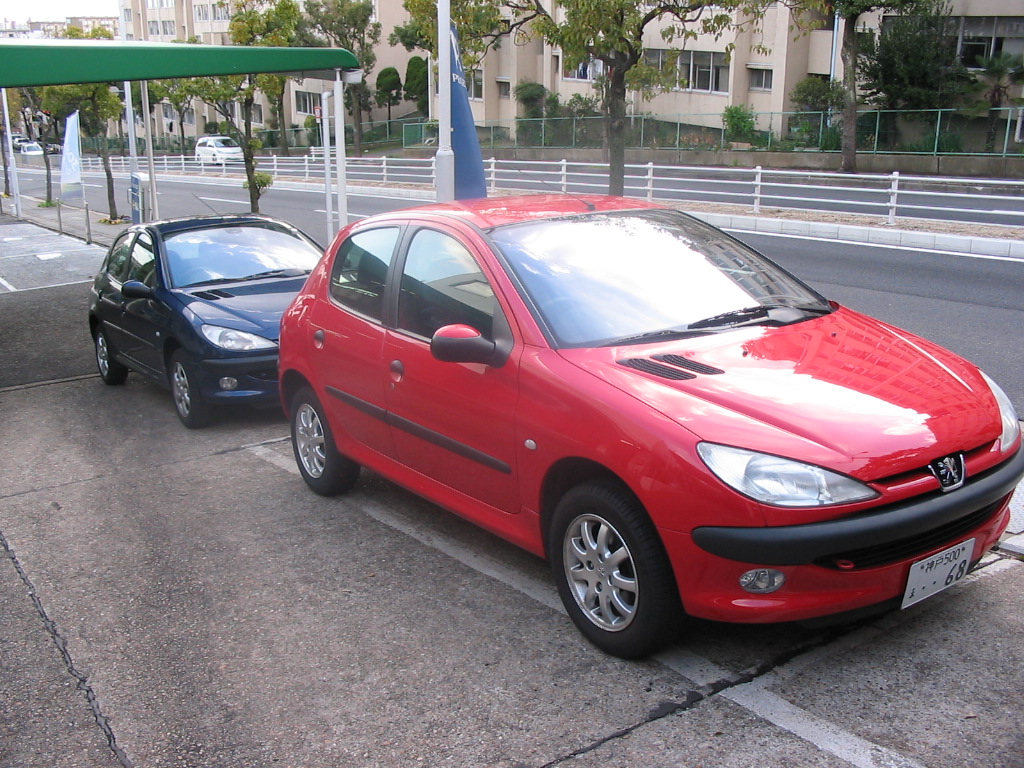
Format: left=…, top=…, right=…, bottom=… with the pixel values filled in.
left=961, top=52, right=1024, bottom=153
left=192, top=0, right=303, bottom=213
left=397, top=0, right=783, bottom=195
left=858, top=0, right=971, bottom=112
left=300, top=0, right=381, bottom=155
left=404, top=56, right=429, bottom=116
left=789, top=75, right=845, bottom=113
left=375, top=66, right=403, bottom=122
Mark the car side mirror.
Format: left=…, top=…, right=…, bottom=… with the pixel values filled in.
left=431, top=324, right=498, bottom=365
left=121, top=280, right=154, bottom=299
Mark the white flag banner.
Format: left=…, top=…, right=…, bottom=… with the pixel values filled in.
left=60, top=110, right=83, bottom=203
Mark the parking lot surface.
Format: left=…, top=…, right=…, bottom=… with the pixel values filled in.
left=2, top=216, right=1023, bottom=768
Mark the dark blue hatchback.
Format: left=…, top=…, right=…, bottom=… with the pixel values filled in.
left=88, top=214, right=322, bottom=428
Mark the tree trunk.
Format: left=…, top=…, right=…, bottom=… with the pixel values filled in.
left=242, top=97, right=260, bottom=214
left=276, top=92, right=291, bottom=157
left=605, top=67, right=627, bottom=196
left=100, top=126, right=119, bottom=219
left=840, top=15, right=860, bottom=173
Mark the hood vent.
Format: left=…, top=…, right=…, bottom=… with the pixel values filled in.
left=192, top=288, right=235, bottom=300
left=618, top=358, right=696, bottom=380
left=653, top=354, right=725, bottom=376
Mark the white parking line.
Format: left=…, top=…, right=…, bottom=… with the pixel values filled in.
left=244, top=442, right=1017, bottom=767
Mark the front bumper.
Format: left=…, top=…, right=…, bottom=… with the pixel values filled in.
left=692, top=443, right=1024, bottom=567
left=198, top=352, right=280, bottom=404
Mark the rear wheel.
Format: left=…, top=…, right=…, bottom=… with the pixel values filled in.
left=549, top=480, right=681, bottom=658
left=290, top=386, right=360, bottom=496
left=169, top=350, right=209, bottom=429
left=94, top=327, right=128, bottom=385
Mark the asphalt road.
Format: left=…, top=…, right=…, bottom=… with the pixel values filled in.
left=1, top=211, right=1024, bottom=767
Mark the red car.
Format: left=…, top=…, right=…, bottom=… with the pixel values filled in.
left=278, top=195, right=1023, bottom=658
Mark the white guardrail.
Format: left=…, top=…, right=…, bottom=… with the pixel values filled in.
left=81, top=153, right=1024, bottom=228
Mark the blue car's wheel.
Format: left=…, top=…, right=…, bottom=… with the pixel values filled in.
left=94, top=327, right=128, bottom=385
left=170, top=350, right=209, bottom=429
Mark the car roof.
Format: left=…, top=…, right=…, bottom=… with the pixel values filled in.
left=135, top=213, right=292, bottom=237
left=381, top=194, right=667, bottom=230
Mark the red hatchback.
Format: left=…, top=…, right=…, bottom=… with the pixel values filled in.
left=278, top=195, right=1023, bottom=658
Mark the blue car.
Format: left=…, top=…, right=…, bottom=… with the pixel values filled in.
left=88, top=214, right=323, bottom=428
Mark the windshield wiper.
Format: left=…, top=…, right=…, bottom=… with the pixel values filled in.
left=603, top=327, right=712, bottom=347
left=240, top=268, right=309, bottom=280
left=688, top=304, right=829, bottom=331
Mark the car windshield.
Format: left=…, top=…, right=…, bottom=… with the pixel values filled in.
left=489, top=208, right=830, bottom=348
left=164, top=223, right=322, bottom=288
left=214, top=138, right=239, bottom=148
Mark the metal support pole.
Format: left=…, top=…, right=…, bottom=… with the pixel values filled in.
left=435, top=0, right=455, bottom=202
left=321, top=91, right=334, bottom=243
left=141, top=80, right=159, bottom=220
left=2, top=88, right=23, bottom=219
left=334, top=70, right=348, bottom=234
left=57, top=199, right=64, bottom=234
left=85, top=202, right=92, bottom=244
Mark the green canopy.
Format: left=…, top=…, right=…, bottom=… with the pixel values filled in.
left=0, top=38, right=359, bottom=88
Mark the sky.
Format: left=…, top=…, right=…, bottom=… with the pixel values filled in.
left=4, top=0, right=120, bottom=24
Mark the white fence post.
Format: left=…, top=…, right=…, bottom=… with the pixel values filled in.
left=560, top=158, right=568, bottom=192
left=488, top=157, right=496, bottom=194
left=888, top=171, right=899, bottom=226
left=753, top=165, right=762, bottom=215
left=646, top=161, right=655, bottom=200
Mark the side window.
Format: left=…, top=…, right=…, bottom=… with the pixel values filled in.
left=124, top=232, right=157, bottom=288
left=329, top=227, right=400, bottom=321
left=397, top=229, right=498, bottom=340
left=105, top=233, right=134, bottom=282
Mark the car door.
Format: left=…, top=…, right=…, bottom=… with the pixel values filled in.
left=305, top=225, right=402, bottom=459
left=94, top=231, right=135, bottom=357
left=382, top=223, right=522, bottom=514
left=117, top=231, right=169, bottom=376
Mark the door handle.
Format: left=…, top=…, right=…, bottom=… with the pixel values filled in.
left=389, top=359, right=404, bottom=382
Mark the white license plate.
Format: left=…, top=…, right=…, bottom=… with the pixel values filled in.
left=901, top=538, right=975, bottom=609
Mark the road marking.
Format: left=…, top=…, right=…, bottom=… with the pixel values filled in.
left=36, top=252, right=62, bottom=260
left=245, top=442, right=1017, bottom=768
left=0, top=276, right=16, bottom=291
left=198, top=196, right=250, bottom=205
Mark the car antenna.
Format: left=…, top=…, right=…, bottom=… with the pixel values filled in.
left=512, top=167, right=596, bottom=211
left=193, top=194, right=223, bottom=216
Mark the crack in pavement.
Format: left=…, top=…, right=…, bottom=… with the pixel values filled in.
left=0, top=527, right=134, bottom=768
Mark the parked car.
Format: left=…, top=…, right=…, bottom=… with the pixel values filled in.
left=19, top=142, right=43, bottom=155
left=9, top=132, right=28, bottom=148
left=278, top=194, right=1023, bottom=658
left=195, top=135, right=244, bottom=164
left=89, top=214, right=322, bottom=428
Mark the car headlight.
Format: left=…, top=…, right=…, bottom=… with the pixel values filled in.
left=200, top=324, right=277, bottom=351
left=982, top=372, right=1020, bottom=452
left=697, top=443, right=878, bottom=507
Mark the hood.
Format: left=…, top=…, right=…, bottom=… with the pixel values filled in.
left=563, top=306, right=1001, bottom=481
left=176, top=277, right=307, bottom=342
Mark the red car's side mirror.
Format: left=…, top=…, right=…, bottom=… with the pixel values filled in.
left=431, top=324, right=498, bottom=365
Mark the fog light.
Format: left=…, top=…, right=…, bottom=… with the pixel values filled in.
left=219, top=377, right=238, bottom=391
left=739, top=568, right=786, bottom=594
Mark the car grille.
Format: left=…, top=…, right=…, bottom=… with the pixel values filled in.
left=813, top=495, right=1007, bottom=571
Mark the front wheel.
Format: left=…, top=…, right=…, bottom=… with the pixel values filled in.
left=169, top=350, right=209, bottom=429
left=549, top=480, right=681, bottom=658
left=290, top=386, right=360, bottom=496
left=94, top=327, right=128, bottom=385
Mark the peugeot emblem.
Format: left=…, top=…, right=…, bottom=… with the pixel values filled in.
left=928, top=453, right=966, bottom=492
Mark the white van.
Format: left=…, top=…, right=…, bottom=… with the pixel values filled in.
left=194, top=135, right=244, bottom=164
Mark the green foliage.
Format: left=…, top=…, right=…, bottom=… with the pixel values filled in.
left=375, top=66, right=403, bottom=119
left=722, top=104, right=756, bottom=141
left=789, top=76, right=844, bottom=113
left=959, top=52, right=1024, bottom=152
left=243, top=171, right=274, bottom=193
left=858, top=0, right=971, bottom=112
left=404, top=56, right=428, bottom=115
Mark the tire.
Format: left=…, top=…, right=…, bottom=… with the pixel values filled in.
left=549, top=480, right=681, bottom=658
left=169, top=349, right=209, bottom=429
left=290, top=386, right=360, bottom=496
left=94, top=327, right=129, bottom=385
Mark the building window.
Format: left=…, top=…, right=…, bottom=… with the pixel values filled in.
left=959, top=16, right=1024, bottom=67
left=496, top=79, right=511, bottom=98
left=213, top=3, right=230, bottom=21
left=748, top=67, right=772, bottom=91
left=195, top=4, right=209, bottom=21
left=467, top=69, right=483, bottom=99
left=563, top=56, right=604, bottom=82
left=161, top=20, right=174, bottom=35
left=251, top=103, right=264, bottom=124
left=123, top=8, right=132, bottom=22
left=148, top=20, right=160, bottom=35
left=295, top=90, right=318, bottom=114
left=679, top=50, right=729, bottom=94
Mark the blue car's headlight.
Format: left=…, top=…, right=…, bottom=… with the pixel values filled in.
left=697, top=443, right=878, bottom=507
left=200, top=324, right=277, bottom=351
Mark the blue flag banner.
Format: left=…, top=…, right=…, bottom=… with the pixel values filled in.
left=60, top=111, right=84, bottom=203
left=448, top=25, right=487, bottom=200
